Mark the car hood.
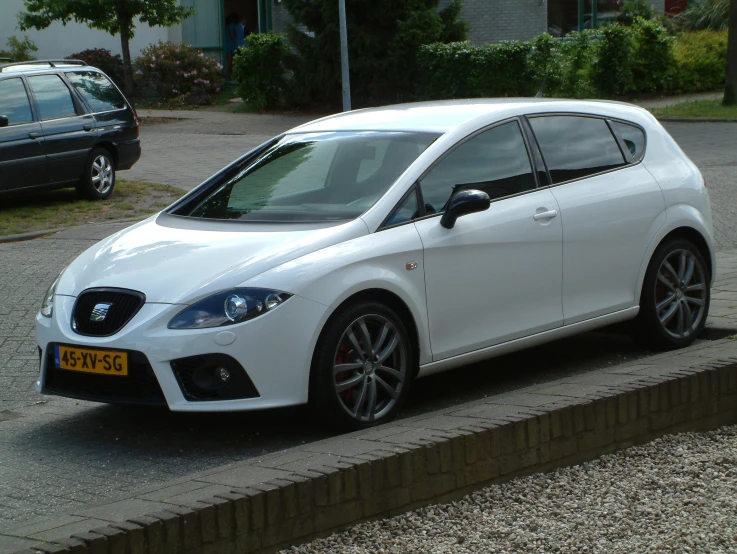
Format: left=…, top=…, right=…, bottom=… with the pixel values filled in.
left=56, top=213, right=369, bottom=304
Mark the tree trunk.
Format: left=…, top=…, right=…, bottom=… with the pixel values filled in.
left=120, top=31, right=135, bottom=97
left=725, top=0, right=737, bottom=105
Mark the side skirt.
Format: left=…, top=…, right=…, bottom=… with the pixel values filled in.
left=416, top=306, right=640, bottom=378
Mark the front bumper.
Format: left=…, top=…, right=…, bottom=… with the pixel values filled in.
left=36, top=294, right=330, bottom=411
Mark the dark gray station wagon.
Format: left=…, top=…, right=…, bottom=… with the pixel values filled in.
left=0, top=60, right=141, bottom=199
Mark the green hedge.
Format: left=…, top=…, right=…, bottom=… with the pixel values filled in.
left=418, top=19, right=725, bottom=100
left=232, top=32, right=291, bottom=110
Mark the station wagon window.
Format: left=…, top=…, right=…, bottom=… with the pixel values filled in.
left=419, top=120, right=536, bottom=213
left=181, top=131, right=437, bottom=222
left=27, top=75, right=77, bottom=120
left=67, top=71, right=126, bottom=112
left=528, top=116, right=626, bottom=184
left=0, top=78, right=33, bottom=125
left=610, top=120, right=646, bottom=161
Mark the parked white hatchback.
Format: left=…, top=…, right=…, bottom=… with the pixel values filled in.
left=36, top=99, right=714, bottom=429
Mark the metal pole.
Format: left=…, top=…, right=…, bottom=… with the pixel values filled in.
left=338, top=0, right=351, bottom=111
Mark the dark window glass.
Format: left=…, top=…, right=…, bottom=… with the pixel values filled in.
left=610, top=120, right=645, bottom=161
left=385, top=189, right=420, bottom=227
left=27, top=75, right=77, bottom=120
left=420, top=120, right=536, bottom=213
left=529, top=116, right=626, bottom=184
left=183, top=131, right=437, bottom=222
left=0, top=78, right=33, bottom=125
left=67, top=71, right=126, bottom=112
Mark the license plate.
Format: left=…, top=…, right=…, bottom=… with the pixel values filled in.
left=54, top=345, right=128, bottom=376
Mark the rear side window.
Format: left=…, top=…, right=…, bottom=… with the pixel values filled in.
left=27, top=75, right=77, bottom=120
left=610, top=120, right=646, bottom=161
left=420, top=120, right=536, bottom=213
left=67, top=71, right=126, bottom=112
left=0, top=78, right=33, bottom=125
left=529, top=116, right=626, bottom=184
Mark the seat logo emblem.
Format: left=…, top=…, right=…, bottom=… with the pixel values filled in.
left=90, top=303, right=113, bottom=322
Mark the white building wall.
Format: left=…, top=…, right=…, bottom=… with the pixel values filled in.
left=0, top=0, right=181, bottom=60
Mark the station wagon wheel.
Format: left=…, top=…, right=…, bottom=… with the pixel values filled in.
left=635, top=238, right=710, bottom=350
left=77, top=147, right=116, bottom=200
left=311, top=302, right=414, bottom=430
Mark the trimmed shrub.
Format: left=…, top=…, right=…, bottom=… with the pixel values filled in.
left=67, top=48, right=125, bottom=88
left=671, top=30, right=728, bottom=92
left=232, top=32, right=291, bottom=110
left=631, top=17, right=676, bottom=93
left=135, top=41, right=224, bottom=100
left=591, top=24, right=636, bottom=96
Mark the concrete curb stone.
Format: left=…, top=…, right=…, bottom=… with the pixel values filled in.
left=7, top=337, right=737, bottom=554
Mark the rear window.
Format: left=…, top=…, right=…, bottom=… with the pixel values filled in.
left=529, top=116, right=626, bottom=184
left=0, top=78, right=33, bottom=125
left=67, top=71, right=126, bottom=112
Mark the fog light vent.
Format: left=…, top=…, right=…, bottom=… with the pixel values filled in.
left=171, top=354, right=259, bottom=401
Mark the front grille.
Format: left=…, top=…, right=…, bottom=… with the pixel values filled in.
left=171, top=354, right=259, bottom=401
left=72, top=288, right=145, bottom=337
left=44, top=346, right=166, bottom=405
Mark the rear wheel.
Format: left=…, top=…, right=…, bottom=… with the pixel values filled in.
left=310, top=302, right=413, bottom=430
left=634, top=238, right=710, bottom=350
left=77, top=148, right=115, bottom=199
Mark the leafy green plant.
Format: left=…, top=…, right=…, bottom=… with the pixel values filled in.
left=135, top=41, right=224, bottom=100
left=592, top=24, right=636, bottom=96
left=615, top=0, right=657, bottom=25
left=630, top=17, right=675, bottom=93
left=671, top=30, right=728, bottom=92
left=0, top=35, right=38, bottom=61
left=67, top=48, right=124, bottom=88
left=674, top=0, right=730, bottom=31
left=282, top=0, right=467, bottom=108
left=232, top=32, right=291, bottom=110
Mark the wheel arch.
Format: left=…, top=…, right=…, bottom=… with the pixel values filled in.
left=94, top=142, right=119, bottom=166
left=309, top=288, right=422, bottom=396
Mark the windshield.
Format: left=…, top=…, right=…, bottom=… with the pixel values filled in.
left=181, top=131, right=438, bottom=222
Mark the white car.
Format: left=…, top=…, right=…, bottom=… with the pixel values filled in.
left=36, top=99, right=714, bottom=429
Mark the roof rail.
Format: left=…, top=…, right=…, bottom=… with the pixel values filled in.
left=0, top=59, right=88, bottom=70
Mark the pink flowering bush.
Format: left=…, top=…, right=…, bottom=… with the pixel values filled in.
left=135, top=41, right=224, bottom=100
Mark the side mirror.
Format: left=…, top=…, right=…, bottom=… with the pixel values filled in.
left=0, top=116, right=8, bottom=128
left=440, top=189, right=490, bottom=229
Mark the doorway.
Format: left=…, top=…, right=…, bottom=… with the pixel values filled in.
left=224, top=0, right=259, bottom=36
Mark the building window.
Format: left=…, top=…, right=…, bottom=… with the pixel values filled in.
left=548, top=0, right=622, bottom=37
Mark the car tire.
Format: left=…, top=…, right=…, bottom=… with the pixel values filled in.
left=310, top=301, right=414, bottom=431
left=633, top=238, right=710, bottom=350
left=77, top=148, right=116, bottom=199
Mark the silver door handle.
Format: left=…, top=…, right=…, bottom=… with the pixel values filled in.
left=533, top=209, right=558, bottom=221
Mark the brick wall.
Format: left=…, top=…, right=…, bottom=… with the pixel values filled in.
left=441, top=0, right=548, bottom=44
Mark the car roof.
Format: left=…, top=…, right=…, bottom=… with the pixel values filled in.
left=288, top=99, right=653, bottom=135
left=0, top=60, right=95, bottom=77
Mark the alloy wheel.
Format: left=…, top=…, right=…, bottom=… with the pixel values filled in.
left=654, top=249, right=707, bottom=340
left=91, top=154, right=114, bottom=194
left=332, top=314, right=408, bottom=423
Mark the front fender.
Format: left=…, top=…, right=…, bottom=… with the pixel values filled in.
left=242, top=223, right=432, bottom=365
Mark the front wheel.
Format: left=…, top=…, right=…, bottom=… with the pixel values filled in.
left=310, top=302, right=414, bottom=430
left=77, top=148, right=116, bottom=199
left=634, top=238, right=710, bottom=350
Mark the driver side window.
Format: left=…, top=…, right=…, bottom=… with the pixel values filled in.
left=419, top=120, right=536, bottom=213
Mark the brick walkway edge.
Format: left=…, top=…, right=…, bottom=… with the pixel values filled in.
left=9, top=342, right=737, bottom=554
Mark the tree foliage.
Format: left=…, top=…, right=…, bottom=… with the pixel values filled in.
left=281, top=0, right=467, bottom=108
left=18, top=0, right=194, bottom=94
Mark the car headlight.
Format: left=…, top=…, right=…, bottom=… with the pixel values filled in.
left=40, top=272, right=63, bottom=318
left=168, top=288, right=293, bottom=330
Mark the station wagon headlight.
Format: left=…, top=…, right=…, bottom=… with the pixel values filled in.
left=168, top=288, right=292, bottom=329
left=40, top=272, right=63, bottom=318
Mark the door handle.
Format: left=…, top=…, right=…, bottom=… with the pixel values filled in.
left=28, top=132, right=40, bottom=139
left=83, top=124, right=94, bottom=131
left=533, top=209, right=558, bottom=221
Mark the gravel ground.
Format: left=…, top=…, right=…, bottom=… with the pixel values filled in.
left=288, top=425, right=737, bottom=554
